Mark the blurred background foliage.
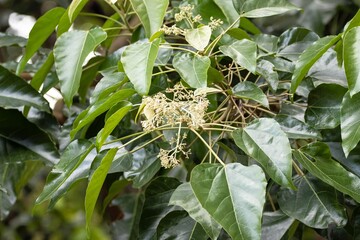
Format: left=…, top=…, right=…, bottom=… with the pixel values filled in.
left=0, top=0, right=359, bottom=239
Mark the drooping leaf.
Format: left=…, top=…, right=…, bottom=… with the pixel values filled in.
left=173, top=52, right=210, bottom=89
left=0, top=66, right=50, bottom=112
left=139, top=177, right=181, bottom=239
left=275, top=115, right=321, bottom=139
left=17, top=7, right=65, bottom=74
left=261, top=211, right=295, bottom=240
left=191, top=163, right=267, bottom=240
left=290, top=35, right=341, bottom=94
left=85, top=148, right=117, bottom=230
left=343, top=27, right=360, bottom=96
left=220, top=39, right=257, bottom=73
left=242, top=0, right=300, bottom=18
left=341, top=92, right=360, bottom=157
left=54, top=27, right=107, bottom=107
left=185, top=26, right=212, bottom=51
left=130, top=0, right=169, bottom=38
left=294, top=142, right=360, bottom=203
left=0, top=108, right=58, bottom=164
left=233, top=118, right=295, bottom=188
left=68, top=0, right=89, bottom=22
left=278, top=174, right=347, bottom=229
left=305, top=84, right=347, bottom=129
left=213, top=0, right=239, bottom=23
left=170, top=183, right=221, bottom=240
left=36, top=140, right=93, bottom=205
left=71, top=89, right=135, bottom=139
left=232, top=81, right=269, bottom=108
left=121, top=39, right=160, bottom=95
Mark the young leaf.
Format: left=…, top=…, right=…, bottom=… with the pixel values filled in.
left=130, top=0, right=169, bottom=38
left=68, top=0, right=89, bottom=22
left=85, top=148, right=117, bottom=231
left=173, top=52, right=210, bottom=89
left=233, top=118, right=295, bottom=188
left=121, top=39, right=160, bottom=95
left=232, top=81, right=269, bottom=108
left=294, top=142, right=360, bottom=203
left=290, top=35, right=341, bottom=94
left=191, top=163, right=267, bottom=240
left=343, top=27, right=360, bottom=96
left=242, top=0, right=300, bottom=18
left=170, top=183, right=222, bottom=240
left=341, top=92, right=360, bottom=157
left=54, top=27, right=107, bottom=107
left=16, top=7, right=65, bottom=74
left=0, top=66, right=50, bottom=112
left=278, top=175, right=347, bottom=229
left=220, top=39, right=257, bottom=73
left=185, top=26, right=212, bottom=51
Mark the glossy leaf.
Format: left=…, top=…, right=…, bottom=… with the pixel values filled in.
left=294, top=142, right=360, bottom=203
left=71, top=89, right=135, bottom=138
left=185, top=26, right=212, bottom=51
left=233, top=118, right=295, bottom=188
left=256, top=59, right=279, bottom=90
left=121, top=39, right=160, bottom=95
left=85, top=148, right=117, bottom=230
left=0, top=108, right=58, bottom=164
left=17, top=7, right=65, bottom=74
left=275, top=115, right=321, bottom=139
left=214, top=0, right=239, bottom=23
left=169, top=183, right=221, bottom=240
left=305, top=84, right=347, bottom=129
left=261, top=211, right=295, bottom=240
left=173, top=52, right=210, bottom=89
left=130, top=0, right=169, bottom=37
left=90, top=72, right=127, bottom=104
left=54, top=27, right=107, bottom=107
left=327, top=142, right=360, bottom=178
left=36, top=140, right=93, bottom=205
left=341, top=92, right=360, bottom=157
left=278, top=175, right=347, bottom=229
left=232, top=81, right=269, bottom=108
left=344, top=27, right=360, bottom=96
left=220, top=39, right=257, bottom=73
left=68, top=0, right=89, bottom=22
left=139, top=177, right=181, bottom=239
left=0, top=66, right=50, bottom=112
left=191, top=163, right=267, bottom=240
left=242, top=0, right=300, bottom=18
left=290, top=35, right=341, bottom=94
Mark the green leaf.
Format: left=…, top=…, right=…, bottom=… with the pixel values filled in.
left=173, top=52, right=210, bottom=89
left=79, top=56, right=104, bottom=103
left=294, top=142, right=360, bottom=203
left=256, top=59, right=279, bottom=91
left=0, top=66, right=50, bottom=112
left=275, top=115, right=321, bottom=139
left=169, top=183, right=221, bottom=240
left=232, top=81, right=269, bottom=108
left=0, top=33, right=27, bottom=47
left=36, top=140, right=93, bottom=205
left=85, top=148, right=117, bottom=231
left=220, top=39, right=257, bottom=73
left=341, top=92, right=360, bottom=157
left=157, top=211, right=208, bottom=240
left=242, top=0, right=300, bottom=18
left=68, top=0, right=89, bottom=22
left=278, top=174, right=347, bottom=229
left=71, top=89, right=135, bottom=139
left=344, top=9, right=360, bottom=33
left=233, top=118, right=294, bottom=188
left=16, top=7, right=65, bottom=74
left=130, top=0, right=169, bottom=38
left=90, top=72, right=127, bottom=104
left=0, top=108, right=58, bottom=164
left=30, top=52, right=55, bottom=91
left=185, top=26, right=212, bottom=51
left=305, top=84, right=347, bottom=129
left=139, top=177, right=181, bottom=239
left=290, top=35, right=341, bottom=94
left=214, top=0, right=239, bottom=23
left=344, top=27, right=360, bottom=96
left=121, top=39, right=160, bottom=95
left=261, top=211, right=295, bottom=240
left=54, top=27, right=107, bottom=107
left=191, top=163, right=267, bottom=240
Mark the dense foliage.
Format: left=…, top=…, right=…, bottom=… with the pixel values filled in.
left=1, top=0, right=360, bottom=239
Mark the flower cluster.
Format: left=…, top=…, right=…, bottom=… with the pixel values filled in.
left=208, top=17, right=224, bottom=30
left=158, top=132, right=190, bottom=168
